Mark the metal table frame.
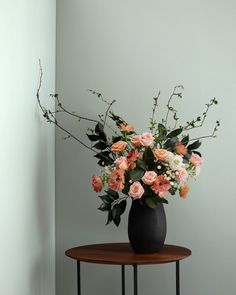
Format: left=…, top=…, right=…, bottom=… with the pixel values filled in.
left=76, top=260, right=180, bottom=295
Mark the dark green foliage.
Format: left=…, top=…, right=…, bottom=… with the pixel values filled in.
left=86, top=134, right=100, bottom=141
left=93, top=141, right=108, bottom=150
left=98, top=190, right=127, bottom=226
left=167, top=128, right=183, bottom=138
left=188, top=140, right=201, bottom=150
left=95, top=122, right=107, bottom=142
left=143, top=147, right=155, bottom=166
left=181, top=135, right=189, bottom=146
left=164, top=137, right=178, bottom=149
left=129, top=168, right=145, bottom=181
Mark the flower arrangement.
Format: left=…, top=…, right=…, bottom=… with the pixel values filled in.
left=37, top=65, right=219, bottom=226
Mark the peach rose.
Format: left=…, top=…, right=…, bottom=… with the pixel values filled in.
left=92, top=175, right=103, bottom=192
left=179, top=184, right=190, bottom=198
left=175, top=167, right=188, bottom=182
left=174, top=141, right=188, bottom=155
left=119, top=123, right=135, bottom=132
left=128, top=181, right=145, bottom=199
left=189, top=153, right=203, bottom=166
left=111, top=141, right=127, bottom=152
left=131, top=135, right=142, bottom=147
left=140, top=132, right=154, bottom=147
left=153, top=148, right=170, bottom=161
left=108, top=169, right=125, bottom=192
left=115, top=156, right=129, bottom=170
left=141, top=171, right=157, bottom=185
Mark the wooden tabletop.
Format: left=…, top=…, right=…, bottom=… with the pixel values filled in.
left=65, top=243, right=191, bottom=265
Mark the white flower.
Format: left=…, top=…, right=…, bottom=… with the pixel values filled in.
left=194, top=166, right=201, bottom=177
left=168, top=154, right=183, bottom=170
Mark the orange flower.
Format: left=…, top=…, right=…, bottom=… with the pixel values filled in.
left=153, top=148, right=170, bottom=161
left=174, top=141, right=188, bottom=155
left=111, top=141, right=127, bottom=152
left=118, top=123, right=134, bottom=132
left=179, top=184, right=189, bottom=198
left=108, top=169, right=125, bottom=192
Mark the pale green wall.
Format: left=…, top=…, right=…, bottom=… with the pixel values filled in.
left=0, top=1, right=56, bottom=295
left=56, top=1, right=236, bottom=294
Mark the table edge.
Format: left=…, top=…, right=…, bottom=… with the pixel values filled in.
left=65, top=243, right=192, bottom=265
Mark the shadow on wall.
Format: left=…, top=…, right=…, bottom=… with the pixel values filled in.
left=30, top=119, right=54, bottom=295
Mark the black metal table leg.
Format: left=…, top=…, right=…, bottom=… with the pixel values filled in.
left=121, top=265, right=125, bottom=295
left=77, top=261, right=81, bottom=295
left=133, top=265, right=138, bottom=295
left=176, top=261, right=180, bottom=295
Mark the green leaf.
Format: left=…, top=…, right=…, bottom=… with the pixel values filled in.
left=164, top=137, right=178, bottom=149
left=87, top=134, right=100, bottom=141
left=158, top=123, right=167, bottom=137
left=192, top=150, right=202, bottom=157
left=95, top=122, right=107, bottom=142
left=93, top=141, right=108, bottom=150
left=98, top=203, right=111, bottom=211
left=106, top=210, right=113, bottom=225
left=105, top=189, right=119, bottom=200
left=112, top=136, right=122, bottom=143
left=98, top=195, right=113, bottom=204
left=97, top=159, right=106, bottom=167
left=167, top=128, right=183, bottom=138
left=111, top=200, right=127, bottom=226
left=144, top=197, right=158, bottom=208
left=94, top=151, right=113, bottom=164
left=156, top=197, right=168, bottom=204
left=95, top=122, right=104, bottom=134
left=143, top=147, right=155, bottom=166
left=129, top=168, right=145, bottom=181
left=188, top=140, right=201, bottom=150
left=136, top=159, right=148, bottom=171
left=181, top=135, right=189, bottom=146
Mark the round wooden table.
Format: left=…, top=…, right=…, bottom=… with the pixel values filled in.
left=66, top=243, right=191, bottom=295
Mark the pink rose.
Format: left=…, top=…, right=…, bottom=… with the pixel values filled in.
left=108, top=169, right=125, bottom=192
left=189, top=153, right=203, bottom=166
left=141, top=171, right=157, bottom=185
left=111, top=141, right=127, bottom=152
left=92, top=175, right=103, bottom=192
left=140, top=132, right=154, bottom=147
left=153, top=148, right=170, bottom=161
left=128, top=181, right=145, bottom=199
left=115, top=156, right=129, bottom=170
left=118, top=123, right=135, bottom=132
left=175, top=167, right=188, bottom=182
left=131, top=135, right=142, bottom=147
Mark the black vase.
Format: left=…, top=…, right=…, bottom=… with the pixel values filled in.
left=128, top=199, right=167, bottom=253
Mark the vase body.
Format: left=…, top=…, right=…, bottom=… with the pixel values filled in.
left=128, top=199, right=167, bottom=253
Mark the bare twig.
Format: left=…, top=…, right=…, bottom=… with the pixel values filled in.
left=164, top=85, right=184, bottom=128
left=103, top=99, right=116, bottom=128
left=149, top=91, right=160, bottom=134
left=188, top=120, right=220, bottom=142
left=51, top=94, right=100, bottom=124
left=183, top=98, right=218, bottom=131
